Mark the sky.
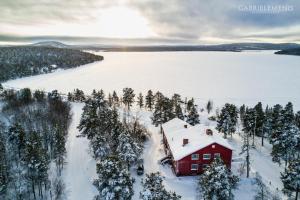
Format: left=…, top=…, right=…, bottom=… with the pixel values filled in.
left=0, top=0, right=300, bottom=45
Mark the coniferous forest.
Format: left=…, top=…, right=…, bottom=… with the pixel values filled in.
left=0, top=46, right=103, bottom=82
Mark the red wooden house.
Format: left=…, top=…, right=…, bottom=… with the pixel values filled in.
left=161, top=118, right=233, bottom=176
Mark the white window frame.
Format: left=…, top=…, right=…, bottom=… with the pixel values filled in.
left=203, top=154, right=211, bottom=160
left=214, top=153, right=221, bottom=158
left=191, top=164, right=198, bottom=170
left=191, top=154, right=199, bottom=160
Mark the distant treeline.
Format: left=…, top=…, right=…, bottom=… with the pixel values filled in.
left=0, top=46, right=103, bottom=82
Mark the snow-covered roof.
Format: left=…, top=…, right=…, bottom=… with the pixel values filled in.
left=162, top=118, right=233, bottom=161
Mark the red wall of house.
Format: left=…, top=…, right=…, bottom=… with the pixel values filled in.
left=174, top=143, right=232, bottom=176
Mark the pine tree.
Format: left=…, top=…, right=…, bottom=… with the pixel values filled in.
left=283, top=102, right=294, bottom=125
left=261, top=107, right=273, bottom=146
left=175, top=104, right=184, bottom=120
left=171, top=94, right=182, bottom=108
left=122, top=88, right=135, bottom=110
left=152, top=97, right=175, bottom=126
left=77, top=99, right=99, bottom=139
left=53, top=125, right=66, bottom=175
left=186, top=105, right=200, bottom=126
left=295, top=111, right=300, bottom=129
left=94, top=156, right=134, bottom=200
left=90, top=132, right=110, bottom=159
left=199, top=158, right=239, bottom=200
left=254, top=102, right=265, bottom=137
left=145, top=90, right=154, bottom=110
left=216, top=103, right=238, bottom=138
left=281, top=159, right=300, bottom=200
left=18, top=88, right=32, bottom=104
left=0, top=131, right=8, bottom=193
left=108, top=93, right=113, bottom=107
left=240, top=104, right=246, bottom=122
left=112, top=91, right=119, bottom=106
left=186, top=98, right=194, bottom=112
left=33, top=90, right=45, bottom=102
left=8, top=123, right=26, bottom=159
left=206, top=100, right=213, bottom=114
left=116, top=132, right=142, bottom=166
left=270, top=104, right=284, bottom=143
left=272, top=124, right=300, bottom=167
left=24, top=131, right=50, bottom=199
left=242, top=136, right=251, bottom=178
left=242, top=108, right=256, bottom=147
left=137, top=93, right=144, bottom=108
left=140, top=172, right=181, bottom=200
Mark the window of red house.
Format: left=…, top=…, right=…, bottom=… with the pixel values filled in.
left=214, top=153, right=221, bottom=159
left=191, top=164, right=198, bottom=170
left=203, top=154, right=211, bottom=160
left=191, top=154, right=199, bottom=160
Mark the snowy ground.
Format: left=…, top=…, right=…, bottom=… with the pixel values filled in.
left=62, top=103, right=98, bottom=200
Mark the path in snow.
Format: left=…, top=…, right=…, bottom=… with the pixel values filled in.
left=63, top=103, right=97, bottom=200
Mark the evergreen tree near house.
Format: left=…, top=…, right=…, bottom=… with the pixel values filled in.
left=242, top=108, right=257, bottom=147
left=206, top=100, right=213, bottom=114
left=140, top=172, right=181, bottom=200
left=216, top=103, right=238, bottom=139
left=281, top=159, right=300, bottom=200
left=186, top=98, right=194, bottom=112
left=186, top=105, right=200, bottom=126
left=171, top=93, right=182, bottom=108
left=199, top=158, right=239, bottom=200
left=116, top=132, right=142, bottom=166
left=94, top=156, right=134, bottom=200
left=145, top=90, right=154, bottom=110
left=122, top=87, right=135, bottom=110
left=175, top=104, right=184, bottom=120
left=137, top=93, right=144, bottom=108
left=152, top=97, right=175, bottom=126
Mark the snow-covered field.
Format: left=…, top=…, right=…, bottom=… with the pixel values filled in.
left=4, top=51, right=300, bottom=109
left=3, top=51, right=299, bottom=199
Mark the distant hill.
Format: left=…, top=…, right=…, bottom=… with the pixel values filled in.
left=275, top=48, right=300, bottom=56
left=0, top=46, right=103, bottom=82
left=31, top=41, right=69, bottom=48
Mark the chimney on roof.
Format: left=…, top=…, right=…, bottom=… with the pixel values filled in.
left=183, top=138, right=189, bottom=146
left=184, top=124, right=188, bottom=128
left=206, top=129, right=213, bottom=136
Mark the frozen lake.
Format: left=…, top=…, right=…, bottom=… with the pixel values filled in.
left=4, top=51, right=300, bottom=109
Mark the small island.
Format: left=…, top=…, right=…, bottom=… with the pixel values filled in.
left=275, top=48, right=300, bottom=56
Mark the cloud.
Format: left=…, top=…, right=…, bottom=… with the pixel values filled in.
left=0, top=0, right=299, bottom=43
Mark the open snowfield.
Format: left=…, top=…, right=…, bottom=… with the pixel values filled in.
left=3, top=51, right=300, bottom=109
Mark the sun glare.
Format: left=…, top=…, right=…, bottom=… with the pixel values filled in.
left=96, top=7, right=155, bottom=38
